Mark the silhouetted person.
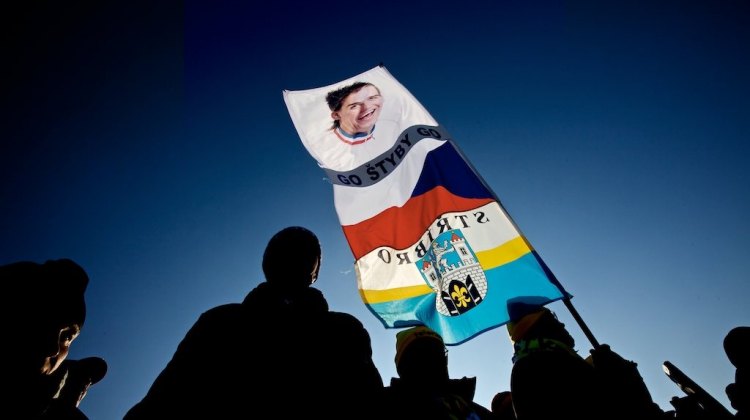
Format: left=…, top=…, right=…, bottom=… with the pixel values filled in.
left=724, top=326, right=750, bottom=419
left=381, top=325, right=495, bottom=419
left=124, top=226, right=384, bottom=419
left=587, top=343, right=665, bottom=419
left=0, top=258, right=89, bottom=419
left=491, top=390, right=516, bottom=420
left=507, top=302, right=664, bottom=420
left=41, top=357, right=108, bottom=419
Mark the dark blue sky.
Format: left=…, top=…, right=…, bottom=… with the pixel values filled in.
left=4, top=1, right=749, bottom=418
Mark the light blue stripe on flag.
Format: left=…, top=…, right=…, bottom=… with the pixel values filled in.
left=367, top=253, right=564, bottom=345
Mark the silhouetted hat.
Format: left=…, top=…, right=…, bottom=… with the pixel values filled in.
left=506, top=302, right=552, bottom=344
left=75, top=357, right=108, bottom=385
left=394, top=326, right=444, bottom=368
left=59, top=357, right=107, bottom=396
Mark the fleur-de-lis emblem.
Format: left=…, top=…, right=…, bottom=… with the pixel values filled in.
left=450, top=284, right=471, bottom=308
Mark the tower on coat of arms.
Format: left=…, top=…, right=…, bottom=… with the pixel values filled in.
left=417, top=229, right=488, bottom=316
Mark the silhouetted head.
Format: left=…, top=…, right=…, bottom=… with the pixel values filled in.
left=262, top=226, right=321, bottom=290
left=1, top=258, right=89, bottom=378
left=491, top=391, right=515, bottom=420
left=724, top=326, right=750, bottom=413
left=506, top=303, right=574, bottom=348
left=39, top=259, right=88, bottom=327
left=394, top=325, right=449, bottom=384
left=724, top=326, right=750, bottom=369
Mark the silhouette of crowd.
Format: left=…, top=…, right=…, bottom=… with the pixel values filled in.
left=4, top=226, right=746, bottom=419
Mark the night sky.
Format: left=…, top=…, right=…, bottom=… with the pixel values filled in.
left=3, top=2, right=749, bottom=419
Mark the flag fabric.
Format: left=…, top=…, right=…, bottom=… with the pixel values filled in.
left=284, top=65, right=567, bottom=345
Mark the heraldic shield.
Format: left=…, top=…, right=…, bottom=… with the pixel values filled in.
left=417, top=229, right=488, bottom=316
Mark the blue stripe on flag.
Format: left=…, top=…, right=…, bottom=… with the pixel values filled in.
left=366, top=253, right=564, bottom=345
left=412, top=141, right=494, bottom=199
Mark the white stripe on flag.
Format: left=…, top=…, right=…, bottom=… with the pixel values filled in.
left=333, top=138, right=445, bottom=225
left=355, top=202, right=522, bottom=290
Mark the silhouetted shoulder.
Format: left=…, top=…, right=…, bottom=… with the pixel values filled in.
left=242, top=282, right=328, bottom=315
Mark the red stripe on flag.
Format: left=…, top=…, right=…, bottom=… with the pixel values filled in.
left=342, top=186, right=495, bottom=259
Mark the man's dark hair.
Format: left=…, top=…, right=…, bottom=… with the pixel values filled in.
left=325, top=82, right=376, bottom=112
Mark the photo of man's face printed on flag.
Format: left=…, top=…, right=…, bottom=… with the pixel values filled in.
left=325, top=82, right=383, bottom=135
left=285, top=67, right=438, bottom=173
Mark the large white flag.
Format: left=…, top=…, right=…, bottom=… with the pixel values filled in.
left=284, top=65, right=566, bottom=344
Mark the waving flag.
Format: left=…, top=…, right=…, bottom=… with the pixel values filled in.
left=284, top=65, right=567, bottom=344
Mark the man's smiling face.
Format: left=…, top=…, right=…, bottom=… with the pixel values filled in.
left=332, top=84, right=383, bottom=135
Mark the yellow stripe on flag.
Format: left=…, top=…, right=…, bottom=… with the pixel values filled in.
left=475, top=236, right=533, bottom=270
left=360, top=236, right=534, bottom=304
left=360, top=284, right=433, bottom=304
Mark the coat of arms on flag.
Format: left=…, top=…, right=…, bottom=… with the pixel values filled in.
left=283, top=65, right=568, bottom=345
left=417, top=229, right=487, bottom=317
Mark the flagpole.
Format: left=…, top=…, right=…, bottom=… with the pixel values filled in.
left=562, top=296, right=600, bottom=348
left=444, top=136, right=602, bottom=349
